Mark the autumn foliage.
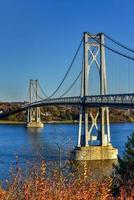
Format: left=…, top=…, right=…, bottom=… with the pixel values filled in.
left=0, top=160, right=132, bottom=200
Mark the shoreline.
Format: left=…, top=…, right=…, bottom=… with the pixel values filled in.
left=0, top=120, right=134, bottom=125
left=0, top=120, right=26, bottom=124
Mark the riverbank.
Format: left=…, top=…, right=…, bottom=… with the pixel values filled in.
left=0, top=120, right=78, bottom=124
left=0, top=120, right=26, bottom=124
left=0, top=120, right=134, bottom=125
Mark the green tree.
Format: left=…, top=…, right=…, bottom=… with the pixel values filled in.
left=112, top=132, right=134, bottom=196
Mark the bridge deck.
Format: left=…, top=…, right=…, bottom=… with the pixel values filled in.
left=27, top=93, right=134, bottom=108
left=1, top=94, right=134, bottom=118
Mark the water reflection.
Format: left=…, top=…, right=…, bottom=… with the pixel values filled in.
left=26, top=127, right=43, bottom=134
left=26, top=127, right=44, bottom=154
left=25, top=127, right=118, bottom=179
left=26, top=127, right=68, bottom=161
left=70, top=159, right=118, bottom=180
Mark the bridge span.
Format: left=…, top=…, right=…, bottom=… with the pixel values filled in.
left=1, top=93, right=134, bottom=119
left=26, top=93, right=134, bottom=108
left=2, top=32, right=134, bottom=161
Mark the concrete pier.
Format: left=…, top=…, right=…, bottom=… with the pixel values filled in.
left=72, top=145, right=118, bottom=161
left=27, top=121, right=44, bottom=128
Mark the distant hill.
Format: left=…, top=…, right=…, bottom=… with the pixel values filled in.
left=0, top=103, right=133, bottom=123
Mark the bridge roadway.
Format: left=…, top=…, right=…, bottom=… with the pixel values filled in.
left=27, top=93, right=134, bottom=108
left=1, top=93, right=134, bottom=118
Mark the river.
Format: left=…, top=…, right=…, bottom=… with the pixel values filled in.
left=0, top=122, right=133, bottom=182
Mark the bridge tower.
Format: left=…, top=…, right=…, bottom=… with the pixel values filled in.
left=74, top=32, right=118, bottom=160
left=27, top=79, right=44, bottom=128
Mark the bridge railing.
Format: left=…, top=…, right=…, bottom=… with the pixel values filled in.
left=22, top=93, right=134, bottom=109
left=86, top=94, right=134, bottom=107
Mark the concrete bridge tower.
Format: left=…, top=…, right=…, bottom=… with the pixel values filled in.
left=27, top=79, right=44, bottom=128
left=74, top=32, right=118, bottom=160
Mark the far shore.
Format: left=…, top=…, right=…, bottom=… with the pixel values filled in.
left=0, top=120, right=79, bottom=125
left=0, top=120, right=134, bottom=125
left=0, top=120, right=26, bottom=124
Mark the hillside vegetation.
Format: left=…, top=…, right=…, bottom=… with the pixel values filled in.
left=0, top=103, right=133, bottom=123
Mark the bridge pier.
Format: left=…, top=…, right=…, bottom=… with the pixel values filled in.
left=27, top=80, right=44, bottom=128
left=73, top=32, right=118, bottom=161
left=27, top=107, right=44, bottom=128
left=73, top=145, right=118, bottom=160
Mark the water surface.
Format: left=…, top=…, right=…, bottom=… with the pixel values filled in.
left=0, top=123, right=133, bottom=181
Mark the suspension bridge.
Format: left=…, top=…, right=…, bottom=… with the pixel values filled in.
left=1, top=32, right=134, bottom=160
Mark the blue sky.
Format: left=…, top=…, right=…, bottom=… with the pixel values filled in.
left=0, top=0, right=134, bottom=101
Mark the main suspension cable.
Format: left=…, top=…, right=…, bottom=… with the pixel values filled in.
left=58, top=46, right=96, bottom=98
left=59, top=70, right=82, bottom=98
left=46, top=37, right=83, bottom=99
left=103, top=33, right=134, bottom=53
left=87, top=32, right=134, bottom=61
left=38, top=82, right=48, bottom=98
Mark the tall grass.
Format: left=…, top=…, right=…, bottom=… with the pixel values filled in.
left=0, top=160, right=133, bottom=200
